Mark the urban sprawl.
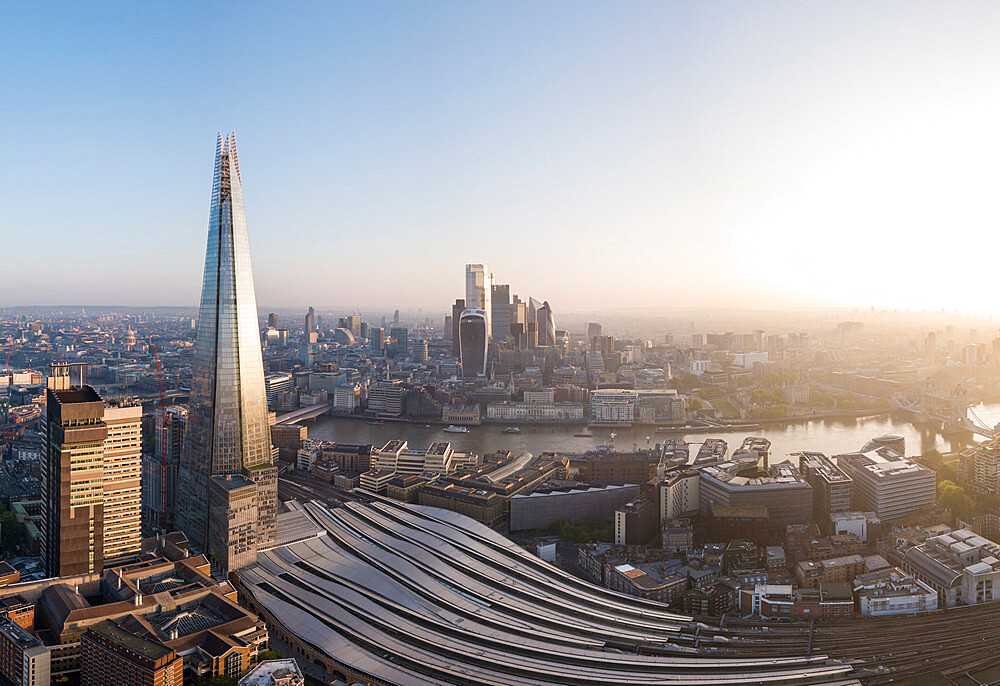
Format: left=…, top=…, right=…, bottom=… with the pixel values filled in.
left=6, top=136, right=1000, bottom=685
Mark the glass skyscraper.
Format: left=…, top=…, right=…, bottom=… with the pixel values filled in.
left=460, top=308, right=488, bottom=377
left=176, top=133, right=276, bottom=571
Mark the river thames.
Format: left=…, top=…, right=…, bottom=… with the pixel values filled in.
left=304, top=402, right=1000, bottom=463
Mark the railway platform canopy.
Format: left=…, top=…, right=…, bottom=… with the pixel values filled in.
left=237, top=496, right=859, bottom=685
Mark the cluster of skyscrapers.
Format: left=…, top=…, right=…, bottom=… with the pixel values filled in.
left=453, top=263, right=556, bottom=378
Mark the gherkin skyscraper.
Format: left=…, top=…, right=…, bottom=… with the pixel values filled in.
left=176, top=133, right=277, bottom=573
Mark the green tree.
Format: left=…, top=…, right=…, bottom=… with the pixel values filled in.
left=0, top=505, right=23, bottom=552
left=937, top=480, right=976, bottom=518
left=687, top=397, right=703, bottom=412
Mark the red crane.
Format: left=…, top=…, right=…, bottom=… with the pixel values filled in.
left=153, top=346, right=168, bottom=532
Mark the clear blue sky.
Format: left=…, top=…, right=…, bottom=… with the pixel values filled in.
left=4, top=2, right=1000, bottom=312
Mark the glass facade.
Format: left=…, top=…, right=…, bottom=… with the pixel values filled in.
left=459, top=309, right=488, bottom=377
left=537, top=301, right=556, bottom=347
left=176, top=134, right=276, bottom=559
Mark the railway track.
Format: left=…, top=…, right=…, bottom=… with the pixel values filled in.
left=698, top=603, right=1000, bottom=683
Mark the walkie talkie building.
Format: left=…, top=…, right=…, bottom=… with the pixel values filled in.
left=176, top=133, right=277, bottom=573
left=459, top=308, right=488, bottom=378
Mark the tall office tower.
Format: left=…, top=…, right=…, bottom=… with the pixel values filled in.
left=369, top=326, right=385, bottom=351
left=460, top=309, right=488, bottom=378
left=360, top=321, right=369, bottom=340
left=42, top=366, right=142, bottom=577
left=587, top=322, right=602, bottom=343
left=175, top=133, right=277, bottom=573
left=444, top=315, right=453, bottom=341
left=536, top=301, right=556, bottom=347
left=511, top=295, right=527, bottom=345
left=414, top=340, right=429, bottom=363
left=491, top=284, right=511, bottom=344
left=393, top=309, right=400, bottom=325
left=305, top=306, right=315, bottom=335
left=465, top=264, right=492, bottom=338
left=527, top=297, right=542, bottom=332
left=267, top=312, right=278, bottom=329
left=451, top=299, right=465, bottom=356
left=346, top=315, right=362, bottom=337
left=389, top=326, right=408, bottom=358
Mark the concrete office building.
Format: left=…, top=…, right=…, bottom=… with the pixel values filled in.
left=451, top=299, right=466, bottom=356
left=43, top=368, right=142, bottom=577
left=304, top=307, right=314, bottom=336
left=657, top=470, right=700, bottom=521
left=837, top=448, right=935, bottom=521
left=615, top=496, right=659, bottom=545
left=485, top=401, right=584, bottom=423
left=367, top=381, right=405, bottom=417
left=509, top=483, right=640, bottom=532
left=796, top=452, right=853, bottom=528
left=901, top=528, right=1000, bottom=608
left=0, top=615, right=49, bottom=686
left=699, top=462, right=812, bottom=538
left=208, top=475, right=260, bottom=575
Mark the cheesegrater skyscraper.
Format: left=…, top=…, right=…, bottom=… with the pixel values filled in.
left=175, top=133, right=277, bottom=574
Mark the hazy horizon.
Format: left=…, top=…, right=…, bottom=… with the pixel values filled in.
left=4, top=1, right=1000, bottom=312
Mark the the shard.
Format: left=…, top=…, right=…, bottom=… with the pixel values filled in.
left=176, top=133, right=276, bottom=573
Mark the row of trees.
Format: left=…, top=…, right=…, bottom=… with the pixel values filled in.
left=544, top=517, right=613, bottom=543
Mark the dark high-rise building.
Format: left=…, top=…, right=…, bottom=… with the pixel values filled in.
left=175, top=133, right=277, bottom=573
left=451, top=299, right=465, bottom=357
left=369, top=326, right=385, bottom=352
left=267, top=312, right=278, bottom=329
left=491, top=284, right=511, bottom=344
left=305, top=306, right=315, bottom=335
left=388, top=326, right=408, bottom=358
left=393, top=309, right=400, bottom=325
left=460, top=309, right=488, bottom=378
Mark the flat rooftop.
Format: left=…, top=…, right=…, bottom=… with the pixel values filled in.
left=797, top=452, right=852, bottom=484
left=89, top=618, right=173, bottom=661
left=836, top=449, right=934, bottom=481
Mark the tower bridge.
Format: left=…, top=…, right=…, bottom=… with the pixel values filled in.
left=892, top=385, right=998, bottom=438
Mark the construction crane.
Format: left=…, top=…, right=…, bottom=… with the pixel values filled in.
left=153, top=346, right=168, bottom=533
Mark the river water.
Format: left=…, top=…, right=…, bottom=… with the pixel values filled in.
left=305, top=402, right=1000, bottom=463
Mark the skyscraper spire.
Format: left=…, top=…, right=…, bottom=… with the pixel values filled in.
left=175, top=134, right=277, bottom=574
